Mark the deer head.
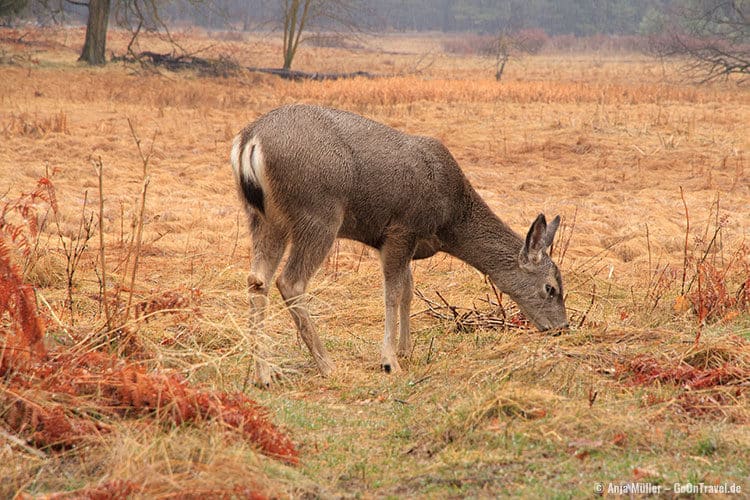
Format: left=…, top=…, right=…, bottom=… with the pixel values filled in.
left=506, top=214, right=568, bottom=332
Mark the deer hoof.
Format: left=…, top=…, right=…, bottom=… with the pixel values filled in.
left=316, top=356, right=335, bottom=378
left=254, top=379, right=272, bottom=390
left=254, top=371, right=273, bottom=390
left=380, top=358, right=402, bottom=374
left=254, top=359, right=281, bottom=389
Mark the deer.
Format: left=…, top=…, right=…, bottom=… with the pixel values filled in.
left=230, top=104, right=568, bottom=388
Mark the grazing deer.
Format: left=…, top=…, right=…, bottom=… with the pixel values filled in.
left=231, top=104, right=568, bottom=387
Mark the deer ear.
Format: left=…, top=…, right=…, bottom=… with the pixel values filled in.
left=544, top=215, right=561, bottom=248
left=521, top=213, right=548, bottom=264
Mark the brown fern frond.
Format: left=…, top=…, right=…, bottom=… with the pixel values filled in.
left=3, top=348, right=299, bottom=464
left=0, top=236, right=47, bottom=371
left=36, top=175, right=59, bottom=214
left=0, top=173, right=59, bottom=272
left=59, top=351, right=300, bottom=464
left=0, top=178, right=297, bottom=465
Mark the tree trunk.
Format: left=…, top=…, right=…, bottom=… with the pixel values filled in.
left=282, top=0, right=311, bottom=70
left=79, top=0, right=112, bottom=65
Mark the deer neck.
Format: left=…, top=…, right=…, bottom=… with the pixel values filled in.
left=442, top=195, right=524, bottom=280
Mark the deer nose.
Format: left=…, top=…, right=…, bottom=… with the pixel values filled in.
left=547, top=322, right=569, bottom=336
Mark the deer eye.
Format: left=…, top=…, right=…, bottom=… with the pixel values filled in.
left=544, top=284, right=557, bottom=298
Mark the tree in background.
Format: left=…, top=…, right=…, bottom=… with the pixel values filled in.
left=280, top=0, right=363, bottom=70
left=18, top=0, right=113, bottom=64
left=646, top=0, right=749, bottom=83
left=282, top=0, right=310, bottom=70
left=79, top=0, right=194, bottom=65
left=490, top=29, right=547, bottom=80
left=22, top=0, right=208, bottom=65
left=78, top=0, right=111, bottom=65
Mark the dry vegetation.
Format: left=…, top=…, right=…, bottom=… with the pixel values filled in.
left=1, top=26, right=749, bottom=497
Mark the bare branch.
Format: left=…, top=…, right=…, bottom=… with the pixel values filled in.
left=648, top=0, right=749, bottom=84
left=280, top=0, right=370, bottom=70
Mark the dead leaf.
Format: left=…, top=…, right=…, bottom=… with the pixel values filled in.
left=612, top=433, right=627, bottom=446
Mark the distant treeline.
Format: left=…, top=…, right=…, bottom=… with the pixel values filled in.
left=196, top=0, right=668, bottom=36
left=8, top=0, right=671, bottom=37
left=370, top=0, right=664, bottom=36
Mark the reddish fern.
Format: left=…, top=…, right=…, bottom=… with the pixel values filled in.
left=0, top=233, right=298, bottom=465
left=0, top=173, right=58, bottom=262
left=617, top=353, right=750, bottom=390
left=42, top=351, right=299, bottom=463
left=0, top=237, right=46, bottom=371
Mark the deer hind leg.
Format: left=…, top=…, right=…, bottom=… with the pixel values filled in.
left=397, top=266, right=413, bottom=358
left=380, top=233, right=417, bottom=374
left=247, top=213, right=287, bottom=388
left=276, top=216, right=339, bottom=378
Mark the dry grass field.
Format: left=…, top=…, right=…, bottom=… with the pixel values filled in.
left=1, top=27, right=749, bottom=498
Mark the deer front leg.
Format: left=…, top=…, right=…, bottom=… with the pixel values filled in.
left=380, top=234, right=415, bottom=374
left=381, top=281, right=402, bottom=374
left=397, top=266, right=413, bottom=358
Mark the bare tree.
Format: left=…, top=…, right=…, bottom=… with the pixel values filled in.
left=282, top=0, right=309, bottom=70
left=280, top=0, right=363, bottom=70
left=78, top=0, right=111, bottom=65
left=488, top=30, right=545, bottom=81
left=43, top=0, right=206, bottom=66
left=651, top=0, right=749, bottom=83
left=113, top=0, right=187, bottom=58
left=490, top=32, right=518, bottom=81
